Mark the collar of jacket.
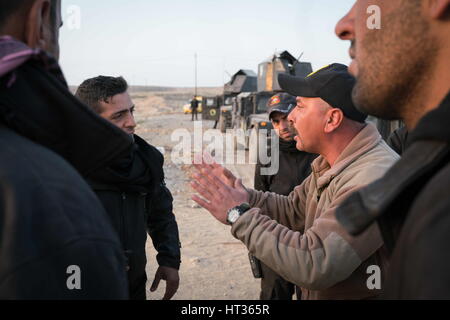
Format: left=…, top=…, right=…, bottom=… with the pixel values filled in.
left=311, top=123, right=381, bottom=191
left=335, top=92, right=450, bottom=250
left=408, top=92, right=450, bottom=144
left=0, top=36, right=66, bottom=88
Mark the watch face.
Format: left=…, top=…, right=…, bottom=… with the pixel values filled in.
left=228, top=210, right=241, bottom=224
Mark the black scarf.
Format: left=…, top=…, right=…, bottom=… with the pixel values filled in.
left=92, top=135, right=161, bottom=194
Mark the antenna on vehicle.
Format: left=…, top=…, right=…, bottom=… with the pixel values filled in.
left=293, top=52, right=304, bottom=67
left=194, top=53, right=198, bottom=98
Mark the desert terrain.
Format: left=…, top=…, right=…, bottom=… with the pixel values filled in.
left=126, top=87, right=261, bottom=300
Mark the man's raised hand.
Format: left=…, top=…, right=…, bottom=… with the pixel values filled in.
left=191, top=153, right=250, bottom=224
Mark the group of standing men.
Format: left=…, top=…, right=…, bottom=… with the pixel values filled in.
left=0, top=0, right=449, bottom=300
left=191, top=0, right=450, bottom=299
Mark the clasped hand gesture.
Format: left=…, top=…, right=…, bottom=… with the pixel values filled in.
left=191, top=153, right=250, bottom=225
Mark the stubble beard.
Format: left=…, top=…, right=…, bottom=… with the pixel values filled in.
left=352, top=3, right=438, bottom=124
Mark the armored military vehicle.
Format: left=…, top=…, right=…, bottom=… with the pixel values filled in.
left=217, top=69, right=257, bottom=133
left=201, top=96, right=222, bottom=122
left=257, top=50, right=312, bottom=93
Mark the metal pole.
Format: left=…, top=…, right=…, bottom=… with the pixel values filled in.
left=195, top=53, right=198, bottom=98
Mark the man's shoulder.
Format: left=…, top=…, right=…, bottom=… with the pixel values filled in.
left=360, top=138, right=400, bottom=164
left=335, top=139, right=400, bottom=190
left=398, top=161, right=450, bottom=257
left=0, top=125, right=81, bottom=182
left=0, top=127, right=120, bottom=277
left=0, top=126, right=111, bottom=233
left=412, top=160, right=450, bottom=213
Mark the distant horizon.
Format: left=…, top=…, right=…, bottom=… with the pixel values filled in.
left=69, top=84, right=223, bottom=89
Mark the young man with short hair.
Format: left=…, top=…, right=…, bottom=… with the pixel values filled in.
left=76, top=76, right=181, bottom=300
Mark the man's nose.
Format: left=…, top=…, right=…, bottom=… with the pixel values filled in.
left=288, top=109, right=296, bottom=123
left=335, top=2, right=356, bottom=41
left=279, top=120, right=289, bottom=131
left=125, top=113, right=137, bottom=128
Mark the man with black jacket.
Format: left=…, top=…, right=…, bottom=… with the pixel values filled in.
left=335, top=0, right=450, bottom=298
left=0, top=0, right=129, bottom=299
left=76, top=76, right=181, bottom=300
left=252, top=93, right=317, bottom=300
left=191, top=97, right=199, bottom=121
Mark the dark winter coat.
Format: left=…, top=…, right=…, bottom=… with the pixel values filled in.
left=88, top=136, right=181, bottom=298
left=0, top=126, right=129, bottom=299
left=336, top=92, right=450, bottom=299
left=191, top=99, right=199, bottom=111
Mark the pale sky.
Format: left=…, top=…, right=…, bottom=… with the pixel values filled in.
left=59, top=0, right=355, bottom=87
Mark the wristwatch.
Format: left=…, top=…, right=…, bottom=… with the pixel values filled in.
left=227, top=203, right=251, bottom=225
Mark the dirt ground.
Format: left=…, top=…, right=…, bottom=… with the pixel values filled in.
left=130, top=90, right=261, bottom=300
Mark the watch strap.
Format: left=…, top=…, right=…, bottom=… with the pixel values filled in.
left=227, top=203, right=251, bottom=225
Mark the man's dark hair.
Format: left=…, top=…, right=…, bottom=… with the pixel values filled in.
left=0, top=0, right=58, bottom=31
left=75, top=76, right=129, bottom=114
left=49, top=0, right=57, bottom=28
left=0, top=1, right=31, bottom=29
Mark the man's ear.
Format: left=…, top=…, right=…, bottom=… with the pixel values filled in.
left=424, top=0, right=450, bottom=19
left=24, top=0, right=52, bottom=50
left=324, top=109, right=344, bottom=134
